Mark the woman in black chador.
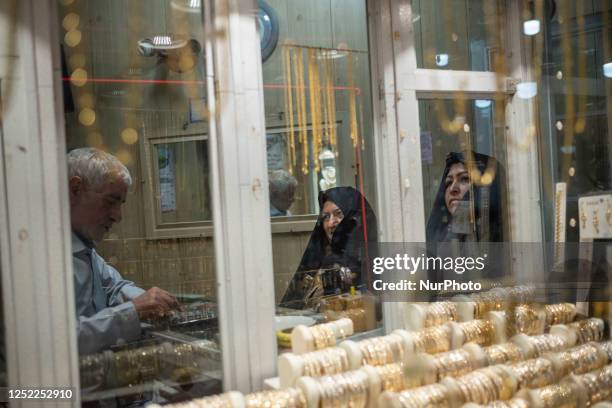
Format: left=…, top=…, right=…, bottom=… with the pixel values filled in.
left=279, top=187, right=377, bottom=309
left=426, top=151, right=504, bottom=244
left=425, top=151, right=505, bottom=290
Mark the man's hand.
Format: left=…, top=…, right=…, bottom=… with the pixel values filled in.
left=132, top=287, right=180, bottom=320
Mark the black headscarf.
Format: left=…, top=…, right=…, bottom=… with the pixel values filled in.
left=279, top=187, right=377, bottom=308
left=426, top=151, right=504, bottom=243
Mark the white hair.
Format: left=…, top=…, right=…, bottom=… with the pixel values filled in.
left=67, top=147, right=132, bottom=188
left=269, top=170, right=298, bottom=196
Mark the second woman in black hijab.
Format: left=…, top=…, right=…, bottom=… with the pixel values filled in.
left=279, top=186, right=377, bottom=309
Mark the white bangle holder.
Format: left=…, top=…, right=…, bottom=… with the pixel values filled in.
left=403, top=303, right=429, bottom=331
left=296, top=376, right=320, bottom=408
left=452, top=295, right=476, bottom=321
left=291, top=318, right=354, bottom=354
left=485, top=311, right=508, bottom=344
left=377, top=390, right=404, bottom=408
left=550, top=324, right=578, bottom=347
left=361, top=365, right=383, bottom=407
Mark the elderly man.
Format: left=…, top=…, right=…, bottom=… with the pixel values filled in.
left=268, top=169, right=298, bottom=217
left=69, top=147, right=178, bottom=354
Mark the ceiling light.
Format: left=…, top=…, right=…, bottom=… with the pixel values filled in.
left=435, top=54, right=449, bottom=67
left=516, top=81, right=537, bottom=99
left=523, top=19, right=541, bottom=36
left=475, top=100, right=492, bottom=109
left=604, top=62, right=612, bottom=78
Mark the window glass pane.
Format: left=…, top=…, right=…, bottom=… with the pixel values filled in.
left=420, top=98, right=508, bottom=243
left=412, top=0, right=504, bottom=71
left=261, top=0, right=382, bottom=343
left=58, top=0, right=222, bottom=404
left=538, top=0, right=612, bottom=243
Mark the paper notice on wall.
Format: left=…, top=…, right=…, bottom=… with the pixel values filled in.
left=266, top=133, right=286, bottom=171
left=158, top=146, right=177, bottom=212
left=420, top=131, right=433, bottom=164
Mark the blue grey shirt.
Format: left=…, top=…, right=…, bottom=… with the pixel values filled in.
left=72, top=233, right=145, bottom=355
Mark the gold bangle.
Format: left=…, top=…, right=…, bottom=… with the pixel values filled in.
left=316, top=370, right=368, bottom=408
left=472, top=291, right=505, bottom=319
left=413, top=325, right=451, bottom=354
left=301, top=347, right=349, bottom=377
left=544, top=303, right=576, bottom=327
left=484, top=343, right=524, bottom=365
left=245, top=387, right=307, bottom=408
left=377, top=363, right=406, bottom=392
left=433, top=349, right=473, bottom=380
left=577, top=365, right=612, bottom=404
left=397, top=383, right=452, bottom=408
left=423, top=302, right=458, bottom=327
left=508, top=304, right=544, bottom=336
left=480, top=399, right=530, bottom=408
left=569, top=318, right=603, bottom=344
left=310, top=323, right=336, bottom=350
left=529, top=334, right=568, bottom=357
left=600, top=340, right=612, bottom=361
left=535, top=383, right=577, bottom=408
left=359, top=333, right=406, bottom=366
left=510, top=358, right=556, bottom=389
left=459, top=320, right=495, bottom=347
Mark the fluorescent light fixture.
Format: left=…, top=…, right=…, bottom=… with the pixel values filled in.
left=475, top=99, right=492, bottom=109
left=604, top=62, right=612, bottom=78
left=516, top=81, right=537, bottom=99
left=523, top=19, right=541, bottom=36
left=435, top=53, right=449, bottom=67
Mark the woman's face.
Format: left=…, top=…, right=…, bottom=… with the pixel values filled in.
left=321, top=200, right=344, bottom=241
left=444, top=162, right=470, bottom=215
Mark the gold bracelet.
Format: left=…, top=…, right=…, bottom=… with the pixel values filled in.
left=433, top=349, right=473, bottom=380
left=506, top=286, right=535, bottom=304
left=310, top=323, right=336, bottom=350
left=508, top=304, right=544, bottom=336
left=377, top=363, right=406, bottom=392
left=413, top=325, right=451, bottom=354
left=484, top=343, right=524, bottom=365
left=480, top=399, right=530, bottom=408
left=544, top=303, right=576, bottom=327
left=397, top=383, right=452, bottom=408
left=359, top=333, right=406, bottom=366
left=192, top=393, right=237, bottom=408
left=529, top=334, right=568, bottom=357
left=301, top=347, right=349, bottom=377
left=316, top=370, right=368, bottom=408
left=510, top=358, right=556, bottom=389
left=535, top=383, right=577, bottom=408
left=245, top=387, right=307, bottom=408
left=577, top=365, right=612, bottom=404
left=456, top=366, right=514, bottom=404
left=569, top=318, right=603, bottom=344
left=472, top=291, right=505, bottom=319
left=459, top=320, right=495, bottom=347
left=423, top=302, right=458, bottom=327
left=600, top=340, right=612, bottom=361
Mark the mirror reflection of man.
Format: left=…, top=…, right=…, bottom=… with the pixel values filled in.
left=69, top=148, right=179, bottom=354
left=269, top=170, right=298, bottom=217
